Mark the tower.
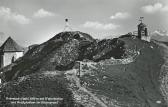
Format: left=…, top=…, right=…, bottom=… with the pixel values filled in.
left=137, top=17, right=148, bottom=39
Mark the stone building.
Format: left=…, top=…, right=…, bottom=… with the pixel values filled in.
left=137, top=20, right=150, bottom=42
left=0, top=37, right=24, bottom=68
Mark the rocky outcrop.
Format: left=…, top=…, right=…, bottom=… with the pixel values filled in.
left=79, top=38, right=126, bottom=61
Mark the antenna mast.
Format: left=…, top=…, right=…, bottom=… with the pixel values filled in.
left=63, top=18, right=73, bottom=31
left=139, top=17, right=144, bottom=23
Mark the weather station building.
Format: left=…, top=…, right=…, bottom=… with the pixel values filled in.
left=0, top=37, right=24, bottom=68
left=137, top=17, right=151, bottom=42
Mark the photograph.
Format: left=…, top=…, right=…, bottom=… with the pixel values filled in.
left=0, top=0, right=168, bottom=106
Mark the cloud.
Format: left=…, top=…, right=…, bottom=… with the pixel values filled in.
left=0, top=7, right=30, bottom=24
left=83, top=21, right=119, bottom=30
left=33, top=9, right=55, bottom=18
left=110, top=12, right=130, bottom=19
left=141, top=2, right=168, bottom=14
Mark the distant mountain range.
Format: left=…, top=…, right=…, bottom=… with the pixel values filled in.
left=151, top=30, right=168, bottom=42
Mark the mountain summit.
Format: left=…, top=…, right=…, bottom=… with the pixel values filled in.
left=0, top=31, right=167, bottom=107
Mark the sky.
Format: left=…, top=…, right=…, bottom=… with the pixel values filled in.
left=0, top=0, right=168, bottom=47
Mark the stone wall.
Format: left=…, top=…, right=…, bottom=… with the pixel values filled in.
left=141, top=36, right=151, bottom=42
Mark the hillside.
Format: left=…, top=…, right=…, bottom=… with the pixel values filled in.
left=78, top=37, right=166, bottom=106
left=0, top=31, right=167, bottom=107
left=1, top=31, right=126, bottom=82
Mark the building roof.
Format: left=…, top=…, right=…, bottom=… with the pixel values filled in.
left=0, top=37, right=24, bottom=52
